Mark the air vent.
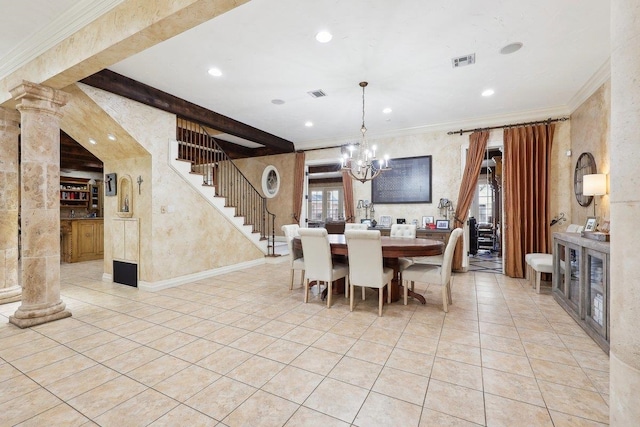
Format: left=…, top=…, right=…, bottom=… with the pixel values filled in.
left=307, top=89, right=327, bottom=98
left=452, top=53, right=476, bottom=68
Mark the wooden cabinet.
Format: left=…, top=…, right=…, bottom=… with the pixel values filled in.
left=61, top=219, right=104, bottom=263
left=375, top=227, right=450, bottom=245
left=553, top=232, right=609, bottom=353
left=90, top=181, right=103, bottom=216
left=60, top=177, right=90, bottom=208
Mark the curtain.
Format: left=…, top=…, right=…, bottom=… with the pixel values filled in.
left=292, top=151, right=305, bottom=223
left=452, top=131, right=489, bottom=271
left=503, top=124, right=555, bottom=278
left=342, top=171, right=355, bottom=222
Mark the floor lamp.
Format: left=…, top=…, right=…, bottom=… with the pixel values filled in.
left=583, top=173, right=607, bottom=217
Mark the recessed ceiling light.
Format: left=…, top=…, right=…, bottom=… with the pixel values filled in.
left=315, top=31, right=332, bottom=43
left=207, top=67, right=222, bottom=77
left=482, top=89, right=495, bottom=97
left=383, top=107, right=392, bottom=114
left=271, top=99, right=285, bottom=105
left=500, top=42, right=523, bottom=55
left=89, top=138, right=97, bottom=145
left=107, top=133, right=116, bottom=141
left=305, top=121, right=313, bottom=127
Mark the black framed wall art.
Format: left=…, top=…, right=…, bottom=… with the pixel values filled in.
left=371, top=156, right=432, bottom=204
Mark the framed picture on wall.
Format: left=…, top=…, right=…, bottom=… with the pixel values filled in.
left=584, top=216, right=598, bottom=232
left=436, top=219, right=450, bottom=230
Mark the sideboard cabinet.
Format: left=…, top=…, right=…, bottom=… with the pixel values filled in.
left=552, top=232, right=610, bottom=353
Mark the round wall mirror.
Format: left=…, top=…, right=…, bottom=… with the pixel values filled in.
left=261, top=165, right=280, bottom=198
left=574, top=152, right=596, bottom=207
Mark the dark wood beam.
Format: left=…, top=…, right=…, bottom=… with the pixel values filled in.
left=60, top=131, right=103, bottom=173
left=81, top=69, right=295, bottom=156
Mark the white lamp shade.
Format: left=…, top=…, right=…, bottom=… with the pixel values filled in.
left=583, top=174, right=607, bottom=196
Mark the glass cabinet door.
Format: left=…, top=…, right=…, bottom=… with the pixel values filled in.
left=585, top=249, right=608, bottom=338
left=566, top=245, right=582, bottom=316
left=553, top=240, right=566, bottom=295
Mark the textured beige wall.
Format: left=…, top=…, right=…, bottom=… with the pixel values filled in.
left=570, top=81, right=611, bottom=227
left=71, top=84, right=263, bottom=283
left=233, top=153, right=297, bottom=236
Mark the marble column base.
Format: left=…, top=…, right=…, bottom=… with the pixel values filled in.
left=610, top=351, right=640, bottom=425
left=9, top=300, right=71, bottom=328
left=0, top=285, right=21, bottom=304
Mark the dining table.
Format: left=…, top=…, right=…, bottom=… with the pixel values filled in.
left=292, top=234, right=445, bottom=304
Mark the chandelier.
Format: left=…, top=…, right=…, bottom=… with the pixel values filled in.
left=341, top=81, right=390, bottom=183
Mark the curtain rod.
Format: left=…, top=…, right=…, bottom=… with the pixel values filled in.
left=446, top=117, right=570, bottom=136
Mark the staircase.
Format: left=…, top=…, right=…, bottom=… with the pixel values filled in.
left=169, top=118, right=275, bottom=255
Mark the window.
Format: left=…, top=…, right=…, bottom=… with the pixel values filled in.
left=477, top=179, right=493, bottom=224
left=308, top=186, right=344, bottom=221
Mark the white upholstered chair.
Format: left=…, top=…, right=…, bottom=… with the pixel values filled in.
left=344, top=230, right=393, bottom=316
left=392, top=224, right=418, bottom=272
left=401, top=228, right=463, bottom=312
left=298, top=228, right=349, bottom=308
left=282, top=224, right=305, bottom=290
left=344, top=223, right=369, bottom=231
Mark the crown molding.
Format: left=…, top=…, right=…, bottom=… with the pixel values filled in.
left=0, top=0, right=124, bottom=80
left=567, top=57, right=611, bottom=113
left=295, top=105, right=571, bottom=151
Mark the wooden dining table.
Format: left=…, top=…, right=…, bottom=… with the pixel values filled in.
left=292, top=234, right=444, bottom=304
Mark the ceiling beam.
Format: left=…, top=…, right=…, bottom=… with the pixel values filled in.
left=80, top=69, right=295, bottom=157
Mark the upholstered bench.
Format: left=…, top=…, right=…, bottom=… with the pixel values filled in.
left=526, top=254, right=553, bottom=293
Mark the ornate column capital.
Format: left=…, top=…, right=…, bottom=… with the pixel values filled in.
left=9, top=81, right=69, bottom=117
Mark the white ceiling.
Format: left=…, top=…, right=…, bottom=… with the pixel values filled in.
left=1, top=0, right=611, bottom=151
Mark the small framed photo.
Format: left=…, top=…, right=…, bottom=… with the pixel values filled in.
left=378, top=215, right=392, bottom=228
left=422, top=216, right=435, bottom=228
left=584, top=216, right=598, bottom=232
left=599, top=219, right=610, bottom=233
left=360, top=219, right=372, bottom=227
left=436, top=219, right=450, bottom=230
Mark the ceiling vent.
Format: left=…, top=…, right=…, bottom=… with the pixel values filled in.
left=307, top=89, right=327, bottom=98
left=452, top=53, right=476, bottom=68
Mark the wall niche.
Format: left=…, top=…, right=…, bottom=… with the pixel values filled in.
left=117, top=174, right=133, bottom=218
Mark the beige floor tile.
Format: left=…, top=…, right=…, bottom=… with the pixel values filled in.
left=435, top=340, right=482, bottom=365
left=571, top=349, right=610, bottom=372
left=439, top=327, right=480, bottom=347
left=516, top=328, right=565, bottom=348
left=312, top=332, right=356, bottom=354
left=2, top=387, right=63, bottom=426
left=479, top=321, right=519, bottom=339
left=385, top=347, right=434, bottom=377
left=530, top=359, right=597, bottom=391
left=523, top=341, right=579, bottom=366
left=185, top=376, right=257, bottom=421
left=485, top=393, right=553, bottom=426
left=11, top=344, right=77, bottom=373
left=126, top=324, right=175, bottom=345
left=102, top=345, right=164, bottom=374
left=346, top=340, right=394, bottom=365
left=227, top=355, right=285, bottom=387
left=328, top=319, right=370, bottom=339
left=443, top=316, right=480, bottom=333
left=538, top=380, right=609, bottom=424
left=395, top=332, right=439, bottom=355
left=584, top=367, right=609, bottom=394
left=153, top=364, right=220, bottom=402
left=109, top=318, right=156, bottom=337
left=257, top=337, right=307, bottom=364
left=83, top=337, right=141, bottom=363
left=94, top=388, right=179, bottom=427
left=291, top=346, right=343, bottom=375
left=46, top=365, right=121, bottom=401
left=14, top=403, right=89, bottom=427
left=548, top=410, right=609, bottom=427
left=231, top=314, right=270, bottom=331
left=424, top=379, right=486, bottom=425
left=402, top=320, right=442, bottom=340
left=359, top=326, right=402, bottom=347
left=419, top=408, right=483, bottom=426
left=254, top=319, right=296, bottom=337
left=262, top=365, right=324, bottom=404
left=146, top=331, right=199, bottom=353
left=480, top=334, right=527, bottom=356
left=303, top=377, right=369, bottom=424
left=558, top=333, right=604, bottom=353
left=197, top=345, right=252, bottom=374
left=67, top=375, right=148, bottom=419
left=170, top=338, right=223, bottom=363
left=183, top=319, right=227, bottom=338
left=373, top=366, right=430, bottom=405
left=328, top=356, right=382, bottom=389
left=354, top=391, right=422, bottom=427
left=481, top=348, right=534, bottom=377
left=128, top=354, right=191, bottom=386
left=482, top=368, right=545, bottom=407
left=223, top=389, right=299, bottom=427
left=27, top=354, right=97, bottom=386
left=65, top=330, right=121, bottom=353
left=228, top=331, right=277, bottom=354
left=148, top=404, right=218, bottom=426
left=285, top=406, right=350, bottom=426
left=0, top=361, right=21, bottom=382
left=431, top=357, right=483, bottom=391
left=0, top=375, right=41, bottom=404
left=282, top=325, right=324, bottom=345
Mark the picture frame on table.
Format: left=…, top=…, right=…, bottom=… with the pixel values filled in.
left=378, top=215, right=392, bottom=228
left=599, top=219, right=610, bottom=233
left=360, top=219, right=372, bottom=227
left=584, top=216, right=598, bottom=232
left=436, top=219, right=450, bottom=230
left=422, top=216, right=435, bottom=228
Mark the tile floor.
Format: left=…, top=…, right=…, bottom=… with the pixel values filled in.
left=468, top=251, right=503, bottom=274
left=0, top=259, right=610, bottom=426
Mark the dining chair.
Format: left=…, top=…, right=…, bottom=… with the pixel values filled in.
left=344, top=223, right=369, bottom=231
left=401, top=227, right=463, bottom=312
left=298, top=228, right=349, bottom=308
left=281, top=224, right=305, bottom=290
left=392, top=224, right=418, bottom=273
left=344, top=230, right=393, bottom=316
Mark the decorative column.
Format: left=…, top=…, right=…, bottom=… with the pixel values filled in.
left=0, top=107, right=21, bottom=304
left=9, top=81, right=71, bottom=327
left=610, top=0, right=640, bottom=425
